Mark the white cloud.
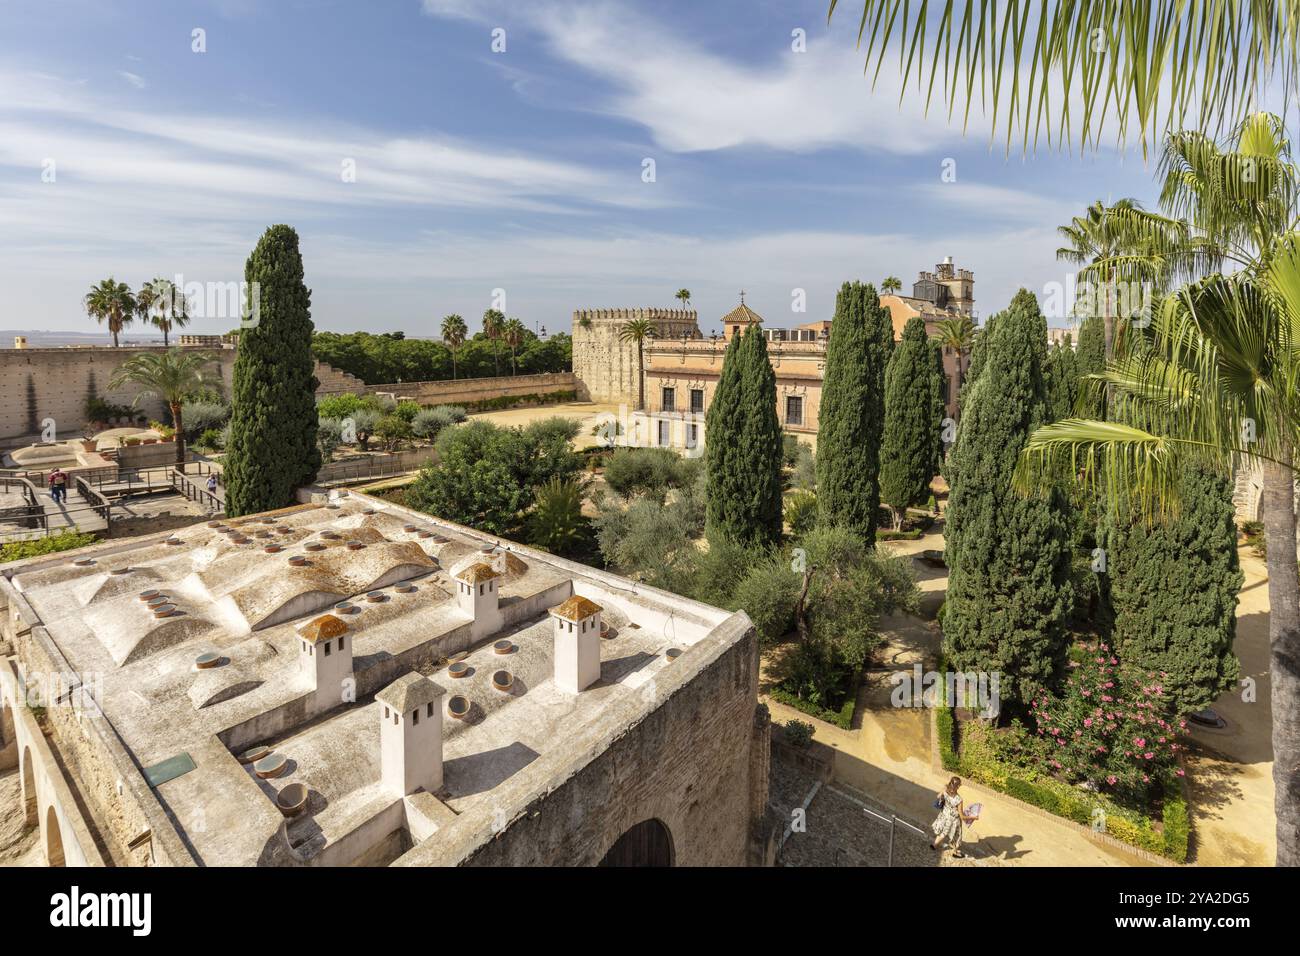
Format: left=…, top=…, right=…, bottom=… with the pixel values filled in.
left=117, top=70, right=146, bottom=89
left=422, top=0, right=976, bottom=155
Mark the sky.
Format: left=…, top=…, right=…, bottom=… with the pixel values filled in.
left=0, top=0, right=1178, bottom=338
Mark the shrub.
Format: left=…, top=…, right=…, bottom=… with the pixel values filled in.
left=393, top=400, right=422, bottom=423
left=784, top=720, right=815, bottom=747
left=1, top=531, right=98, bottom=563
left=181, top=400, right=229, bottom=438
left=411, top=405, right=467, bottom=440
left=526, top=478, right=587, bottom=556
left=784, top=491, right=817, bottom=535
left=316, top=393, right=365, bottom=421
left=372, top=415, right=412, bottom=451
left=196, top=428, right=225, bottom=452
left=603, top=447, right=685, bottom=500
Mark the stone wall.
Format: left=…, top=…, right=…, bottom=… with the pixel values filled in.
left=367, top=371, right=578, bottom=407
left=0, top=344, right=377, bottom=443
left=572, top=309, right=698, bottom=405
left=403, top=611, right=773, bottom=866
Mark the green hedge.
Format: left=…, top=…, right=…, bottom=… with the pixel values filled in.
left=769, top=685, right=857, bottom=729
left=934, top=672, right=1188, bottom=862
left=464, top=389, right=577, bottom=412
left=1, top=531, right=99, bottom=563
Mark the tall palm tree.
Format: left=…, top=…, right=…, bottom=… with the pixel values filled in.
left=441, top=313, right=467, bottom=379
left=503, top=318, right=526, bottom=375
left=84, top=278, right=136, bottom=347
left=619, top=317, right=656, bottom=410
left=1056, top=199, right=1191, bottom=356
left=830, top=1, right=1299, bottom=155
left=144, top=277, right=190, bottom=347
left=881, top=276, right=902, bottom=295
left=1018, top=113, right=1300, bottom=866
left=931, top=315, right=975, bottom=393
left=675, top=288, right=692, bottom=309
left=482, top=309, right=505, bottom=376
left=109, top=349, right=215, bottom=469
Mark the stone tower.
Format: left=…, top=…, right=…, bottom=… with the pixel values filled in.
left=571, top=308, right=700, bottom=405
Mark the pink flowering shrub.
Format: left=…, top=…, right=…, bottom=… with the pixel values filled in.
left=1027, top=641, right=1185, bottom=805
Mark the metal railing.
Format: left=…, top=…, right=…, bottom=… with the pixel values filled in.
left=171, top=467, right=224, bottom=512
left=73, top=476, right=112, bottom=531
left=316, top=448, right=438, bottom=485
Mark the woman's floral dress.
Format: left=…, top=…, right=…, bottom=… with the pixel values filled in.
left=931, top=791, right=963, bottom=846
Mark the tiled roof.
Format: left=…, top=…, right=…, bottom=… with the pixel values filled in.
left=298, top=614, right=348, bottom=644
left=376, top=672, right=446, bottom=714
left=551, top=595, right=603, bottom=622
left=720, top=302, right=764, bottom=326
left=456, top=562, right=502, bottom=584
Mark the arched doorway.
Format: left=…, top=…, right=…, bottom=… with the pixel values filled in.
left=21, top=747, right=37, bottom=827
left=45, top=805, right=65, bottom=866
left=598, top=818, right=674, bottom=867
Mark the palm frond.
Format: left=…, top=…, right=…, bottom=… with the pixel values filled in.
left=830, top=1, right=1300, bottom=154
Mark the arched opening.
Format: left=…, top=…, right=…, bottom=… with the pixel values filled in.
left=45, top=805, right=65, bottom=866
left=0, top=694, right=16, bottom=769
left=598, top=818, right=674, bottom=867
left=21, top=747, right=37, bottom=827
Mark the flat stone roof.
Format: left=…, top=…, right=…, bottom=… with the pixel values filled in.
left=4, top=492, right=745, bottom=866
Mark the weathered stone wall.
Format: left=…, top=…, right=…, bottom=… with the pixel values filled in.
left=572, top=309, right=698, bottom=406
left=413, top=611, right=770, bottom=866
left=367, top=371, right=578, bottom=407
left=0, top=345, right=365, bottom=442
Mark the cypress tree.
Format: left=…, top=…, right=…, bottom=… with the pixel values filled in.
left=927, top=336, right=948, bottom=478
left=1075, top=314, right=1106, bottom=419
left=705, top=326, right=783, bottom=546
left=943, top=289, right=1074, bottom=706
left=1043, top=339, right=1080, bottom=423
left=817, top=281, right=892, bottom=540
left=224, top=225, right=321, bottom=516
left=738, top=327, right=784, bottom=547
left=1100, top=465, right=1242, bottom=717
left=880, top=317, right=939, bottom=527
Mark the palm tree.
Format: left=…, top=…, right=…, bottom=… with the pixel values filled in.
left=830, top=1, right=1298, bottom=155
left=482, top=309, right=505, bottom=376
left=109, top=349, right=215, bottom=469
left=1018, top=113, right=1300, bottom=866
left=931, top=315, right=976, bottom=393
left=675, top=288, right=692, bottom=309
left=145, top=277, right=190, bottom=347
left=84, top=278, right=136, bottom=347
left=441, top=314, right=467, bottom=379
left=502, top=318, right=526, bottom=376
left=1056, top=199, right=1191, bottom=356
left=619, top=317, right=656, bottom=410
left=881, top=276, right=902, bottom=295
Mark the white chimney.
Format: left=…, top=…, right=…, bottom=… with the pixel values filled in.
left=296, top=614, right=354, bottom=712
left=376, top=672, right=447, bottom=796
left=454, top=562, right=503, bottom=640
left=550, top=594, right=603, bottom=694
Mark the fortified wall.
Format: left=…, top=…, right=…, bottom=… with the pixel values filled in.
left=571, top=309, right=699, bottom=405
left=0, top=345, right=366, bottom=443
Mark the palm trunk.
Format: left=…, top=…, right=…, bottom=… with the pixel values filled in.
left=172, top=402, right=186, bottom=472
left=1261, top=456, right=1300, bottom=866
left=637, top=342, right=645, bottom=411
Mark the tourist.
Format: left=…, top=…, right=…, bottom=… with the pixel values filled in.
left=48, top=468, right=68, bottom=505
left=206, top=473, right=218, bottom=496
left=929, top=776, right=976, bottom=858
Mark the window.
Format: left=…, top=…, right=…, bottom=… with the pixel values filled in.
left=658, top=419, right=670, bottom=446
left=383, top=706, right=389, bottom=719
left=413, top=709, right=419, bottom=725
left=394, top=713, right=399, bottom=725
left=323, top=641, right=332, bottom=657
left=690, top=389, right=704, bottom=413
left=661, top=387, right=676, bottom=412
left=687, top=423, right=699, bottom=448
left=785, top=396, right=803, bottom=426
left=427, top=703, right=434, bottom=718
left=338, top=637, right=345, bottom=652
left=479, top=584, right=484, bottom=595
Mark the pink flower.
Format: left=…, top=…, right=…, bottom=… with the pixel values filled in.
left=1084, top=718, right=1094, bottom=727
left=1143, top=752, right=1154, bottom=760
left=1134, top=737, right=1146, bottom=748
left=1175, top=768, right=1185, bottom=777
left=1106, top=775, right=1117, bottom=785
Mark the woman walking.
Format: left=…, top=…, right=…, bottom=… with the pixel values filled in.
left=930, top=776, right=976, bottom=858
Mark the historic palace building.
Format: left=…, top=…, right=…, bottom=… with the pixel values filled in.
left=572, top=258, right=975, bottom=448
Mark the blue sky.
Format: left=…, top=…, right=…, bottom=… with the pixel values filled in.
left=0, top=0, right=1170, bottom=337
